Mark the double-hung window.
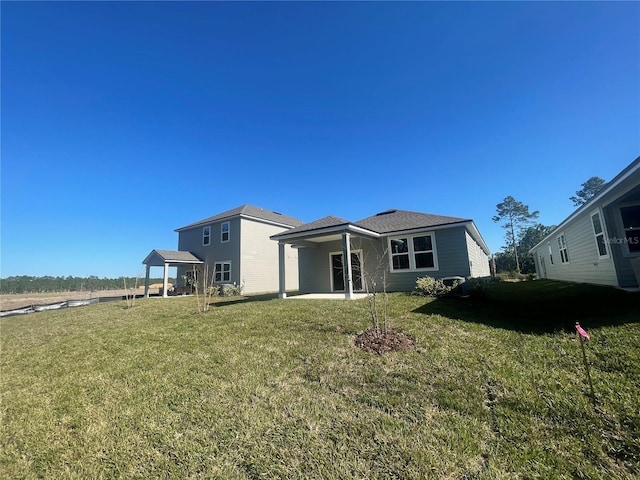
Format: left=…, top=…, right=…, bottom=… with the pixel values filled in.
left=214, top=261, right=231, bottom=283
left=203, top=226, right=211, bottom=246
left=548, top=243, right=554, bottom=265
left=557, top=233, right=569, bottom=264
left=590, top=211, right=609, bottom=258
left=389, top=233, right=437, bottom=271
left=221, top=222, right=230, bottom=243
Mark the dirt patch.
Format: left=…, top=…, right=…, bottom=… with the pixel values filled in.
left=354, top=327, right=416, bottom=355
left=0, top=288, right=159, bottom=311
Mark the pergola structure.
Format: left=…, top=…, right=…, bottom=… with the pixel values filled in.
left=142, top=249, right=203, bottom=298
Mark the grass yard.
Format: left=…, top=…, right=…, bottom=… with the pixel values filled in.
left=1, top=281, right=639, bottom=479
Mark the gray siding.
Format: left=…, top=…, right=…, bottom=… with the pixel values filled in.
left=298, top=227, right=474, bottom=293
left=385, top=227, right=472, bottom=291
left=531, top=208, right=618, bottom=287
left=465, top=231, right=491, bottom=277
left=177, top=217, right=242, bottom=285
left=240, top=219, right=298, bottom=294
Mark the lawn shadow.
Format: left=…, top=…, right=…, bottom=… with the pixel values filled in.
left=209, top=293, right=280, bottom=308
left=413, top=280, right=640, bottom=334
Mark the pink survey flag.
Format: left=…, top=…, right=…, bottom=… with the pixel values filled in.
left=575, top=323, right=590, bottom=340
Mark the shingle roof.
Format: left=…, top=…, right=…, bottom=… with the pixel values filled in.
left=355, top=209, right=468, bottom=234
left=143, top=250, right=203, bottom=266
left=276, top=216, right=351, bottom=236
left=176, top=205, right=303, bottom=231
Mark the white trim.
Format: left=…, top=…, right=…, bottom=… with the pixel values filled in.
left=547, top=242, right=554, bottom=265
left=203, top=225, right=211, bottom=246
left=271, top=223, right=380, bottom=242
left=214, top=261, right=232, bottom=283
left=221, top=222, right=230, bottom=243
left=590, top=209, right=610, bottom=259
left=329, top=249, right=364, bottom=292
left=387, top=232, right=439, bottom=273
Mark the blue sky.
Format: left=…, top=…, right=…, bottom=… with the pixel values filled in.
left=2, top=1, right=639, bottom=278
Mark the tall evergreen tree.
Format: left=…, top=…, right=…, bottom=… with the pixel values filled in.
left=570, top=176, right=607, bottom=207
left=492, top=196, right=539, bottom=273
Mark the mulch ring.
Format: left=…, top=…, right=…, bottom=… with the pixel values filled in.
left=354, top=327, right=416, bottom=355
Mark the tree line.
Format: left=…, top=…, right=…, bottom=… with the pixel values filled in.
left=492, top=176, right=606, bottom=275
left=0, top=276, right=176, bottom=294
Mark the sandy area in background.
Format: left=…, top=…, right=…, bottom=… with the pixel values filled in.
left=0, top=286, right=164, bottom=311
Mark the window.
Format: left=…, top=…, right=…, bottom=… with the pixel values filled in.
left=590, top=211, right=609, bottom=258
left=557, top=233, right=569, bottom=264
left=221, top=222, right=230, bottom=243
left=389, top=233, right=437, bottom=271
left=620, top=204, right=640, bottom=254
left=214, top=262, right=231, bottom=283
left=203, top=226, right=211, bottom=246
left=548, top=243, right=554, bottom=265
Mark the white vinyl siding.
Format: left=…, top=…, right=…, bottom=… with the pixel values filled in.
left=465, top=231, right=490, bottom=277
left=239, top=218, right=299, bottom=294
left=531, top=209, right=618, bottom=287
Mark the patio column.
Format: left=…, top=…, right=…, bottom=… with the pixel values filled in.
left=342, top=232, right=353, bottom=299
left=162, top=262, right=169, bottom=298
left=144, top=264, right=151, bottom=298
left=278, top=242, right=287, bottom=298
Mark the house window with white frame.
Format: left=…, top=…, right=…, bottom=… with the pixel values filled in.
left=221, top=222, right=230, bottom=243
left=620, top=204, right=640, bottom=254
left=214, top=261, right=231, bottom=283
left=590, top=211, right=609, bottom=258
left=203, top=226, right=211, bottom=246
left=389, top=233, right=437, bottom=271
left=557, top=233, right=569, bottom=264
left=548, top=242, right=554, bottom=265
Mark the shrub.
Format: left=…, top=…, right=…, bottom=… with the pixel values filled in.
left=415, top=276, right=456, bottom=297
left=220, top=282, right=244, bottom=297
left=462, top=276, right=494, bottom=298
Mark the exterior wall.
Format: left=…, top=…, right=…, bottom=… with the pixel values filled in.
left=177, top=217, right=242, bottom=286
left=298, top=240, right=341, bottom=293
left=465, top=231, right=491, bottom=277
left=385, top=226, right=472, bottom=291
left=298, top=227, right=475, bottom=293
left=531, top=207, right=618, bottom=287
left=239, top=219, right=298, bottom=294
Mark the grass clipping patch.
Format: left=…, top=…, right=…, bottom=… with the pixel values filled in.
left=354, top=327, right=415, bottom=355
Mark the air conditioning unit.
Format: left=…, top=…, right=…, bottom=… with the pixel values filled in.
left=441, top=276, right=466, bottom=287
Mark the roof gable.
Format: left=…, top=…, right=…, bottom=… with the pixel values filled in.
left=278, top=215, right=351, bottom=236
left=176, top=204, right=303, bottom=231
left=355, top=209, right=468, bottom=234
left=143, top=249, right=203, bottom=266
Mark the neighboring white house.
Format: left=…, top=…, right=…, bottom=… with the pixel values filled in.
left=143, top=205, right=302, bottom=296
left=271, top=209, right=490, bottom=299
left=529, top=156, right=640, bottom=289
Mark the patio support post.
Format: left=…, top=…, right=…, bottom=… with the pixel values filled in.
left=342, top=232, right=354, bottom=299
left=144, top=264, right=151, bottom=298
left=162, top=262, right=169, bottom=298
left=278, top=242, right=287, bottom=298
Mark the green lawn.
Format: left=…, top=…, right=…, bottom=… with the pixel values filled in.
left=1, top=281, right=639, bottom=479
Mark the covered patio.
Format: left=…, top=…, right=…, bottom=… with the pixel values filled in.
left=142, top=249, right=203, bottom=298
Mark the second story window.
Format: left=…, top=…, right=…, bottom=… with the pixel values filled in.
left=221, top=222, right=230, bottom=243
left=203, top=226, right=211, bottom=246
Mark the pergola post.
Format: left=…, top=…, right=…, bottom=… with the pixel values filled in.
left=342, top=232, right=353, bottom=299
left=144, top=264, right=151, bottom=298
left=162, top=262, right=169, bottom=298
left=278, top=242, right=287, bottom=299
